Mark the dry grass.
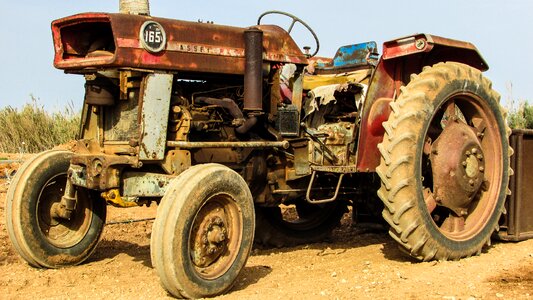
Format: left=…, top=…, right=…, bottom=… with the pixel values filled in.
left=507, top=100, right=533, bottom=129
left=0, top=97, right=79, bottom=153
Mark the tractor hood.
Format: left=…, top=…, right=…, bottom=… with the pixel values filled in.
left=51, top=13, right=308, bottom=74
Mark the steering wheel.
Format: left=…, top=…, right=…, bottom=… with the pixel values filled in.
left=257, top=10, right=320, bottom=57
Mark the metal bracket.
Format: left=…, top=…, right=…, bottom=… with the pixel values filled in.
left=139, top=73, right=173, bottom=160
left=51, top=179, right=77, bottom=220
left=305, top=171, right=344, bottom=204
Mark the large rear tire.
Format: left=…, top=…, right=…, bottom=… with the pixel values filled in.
left=150, top=163, right=255, bottom=298
left=5, top=150, right=106, bottom=268
left=376, top=62, right=511, bottom=261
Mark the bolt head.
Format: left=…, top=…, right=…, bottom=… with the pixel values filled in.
left=415, top=39, right=427, bottom=50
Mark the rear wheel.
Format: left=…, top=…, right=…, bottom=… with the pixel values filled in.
left=376, top=62, right=511, bottom=261
left=5, top=150, right=106, bottom=268
left=254, top=200, right=346, bottom=247
left=150, top=164, right=255, bottom=298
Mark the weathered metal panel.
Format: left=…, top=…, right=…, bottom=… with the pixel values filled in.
left=51, top=13, right=308, bottom=73
left=382, top=34, right=434, bottom=59
left=356, top=61, right=396, bottom=172
left=332, top=42, right=377, bottom=68
left=139, top=73, right=173, bottom=160
left=497, top=129, right=533, bottom=241
left=313, top=41, right=378, bottom=70
left=122, top=171, right=175, bottom=197
left=382, top=33, right=488, bottom=71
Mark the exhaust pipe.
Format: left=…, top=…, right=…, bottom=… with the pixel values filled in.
left=119, top=0, right=150, bottom=15
left=244, top=28, right=264, bottom=111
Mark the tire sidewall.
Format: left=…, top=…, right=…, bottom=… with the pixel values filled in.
left=414, top=67, right=509, bottom=252
left=168, top=166, right=254, bottom=298
left=17, top=151, right=106, bottom=267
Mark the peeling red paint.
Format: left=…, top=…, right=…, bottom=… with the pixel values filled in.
left=51, top=13, right=308, bottom=74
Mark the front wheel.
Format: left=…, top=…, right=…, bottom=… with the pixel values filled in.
left=150, top=164, right=255, bottom=299
left=376, top=62, right=512, bottom=261
left=5, top=150, right=106, bottom=268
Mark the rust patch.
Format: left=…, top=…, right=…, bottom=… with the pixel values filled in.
left=51, top=13, right=308, bottom=74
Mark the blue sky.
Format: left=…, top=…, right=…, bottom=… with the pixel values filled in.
left=0, top=0, right=531, bottom=111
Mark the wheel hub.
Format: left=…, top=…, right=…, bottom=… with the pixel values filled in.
left=192, top=214, right=228, bottom=268
left=430, top=121, right=485, bottom=216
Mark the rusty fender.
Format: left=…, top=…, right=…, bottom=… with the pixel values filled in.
left=355, top=33, right=489, bottom=172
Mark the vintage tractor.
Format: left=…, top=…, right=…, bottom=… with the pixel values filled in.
left=5, top=1, right=512, bottom=298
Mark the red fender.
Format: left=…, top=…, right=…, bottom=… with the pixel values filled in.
left=355, top=33, right=488, bottom=172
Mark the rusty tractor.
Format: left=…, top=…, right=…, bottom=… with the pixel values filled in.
left=5, top=1, right=518, bottom=298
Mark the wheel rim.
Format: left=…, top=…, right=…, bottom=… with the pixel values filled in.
left=189, top=193, right=243, bottom=280
left=36, top=173, right=92, bottom=248
left=421, top=92, right=503, bottom=241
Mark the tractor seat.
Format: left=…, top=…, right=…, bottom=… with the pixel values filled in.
left=311, top=41, right=379, bottom=75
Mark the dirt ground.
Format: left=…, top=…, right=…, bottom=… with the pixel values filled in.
left=1, top=157, right=532, bottom=299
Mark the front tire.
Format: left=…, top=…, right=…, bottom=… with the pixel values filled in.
left=376, top=62, right=511, bottom=261
left=150, top=164, right=255, bottom=298
left=5, top=150, right=106, bottom=268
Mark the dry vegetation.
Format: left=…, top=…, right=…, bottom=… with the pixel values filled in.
left=0, top=97, right=79, bottom=153
left=507, top=101, right=533, bottom=130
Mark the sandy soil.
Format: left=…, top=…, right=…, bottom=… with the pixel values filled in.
left=1, top=159, right=532, bottom=300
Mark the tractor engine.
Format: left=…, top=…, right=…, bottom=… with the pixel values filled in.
left=50, top=9, right=376, bottom=209
left=50, top=11, right=317, bottom=205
